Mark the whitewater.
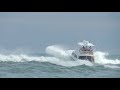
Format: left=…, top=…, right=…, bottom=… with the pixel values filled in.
left=0, top=45, right=120, bottom=67
left=0, top=45, right=120, bottom=78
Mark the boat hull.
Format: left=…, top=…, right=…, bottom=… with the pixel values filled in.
left=79, top=56, right=94, bottom=62
left=71, top=52, right=94, bottom=63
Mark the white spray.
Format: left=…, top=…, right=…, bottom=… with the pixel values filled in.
left=0, top=45, right=120, bottom=68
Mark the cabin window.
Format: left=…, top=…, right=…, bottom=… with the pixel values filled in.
left=87, top=56, right=91, bottom=60
left=79, top=56, right=86, bottom=59
left=79, top=56, right=92, bottom=60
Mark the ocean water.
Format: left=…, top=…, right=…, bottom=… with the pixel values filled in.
left=0, top=45, right=120, bottom=78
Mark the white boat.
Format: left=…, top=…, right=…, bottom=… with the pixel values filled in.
left=71, top=40, right=95, bottom=63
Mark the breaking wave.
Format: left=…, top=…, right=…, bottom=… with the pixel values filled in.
left=94, top=51, right=120, bottom=64
left=0, top=45, right=120, bottom=68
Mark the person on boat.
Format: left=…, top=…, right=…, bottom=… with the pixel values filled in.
left=84, top=46, right=87, bottom=51
left=89, top=46, right=91, bottom=51
left=81, top=46, right=84, bottom=51
left=89, top=46, right=93, bottom=54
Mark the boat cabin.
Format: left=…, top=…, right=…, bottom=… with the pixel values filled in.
left=72, top=40, right=95, bottom=62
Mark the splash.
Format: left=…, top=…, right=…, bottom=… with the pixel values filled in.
left=0, top=45, right=120, bottom=68
left=45, top=45, right=70, bottom=60
left=0, top=45, right=93, bottom=67
left=0, top=54, right=93, bottom=67
left=94, top=51, right=120, bottom=64
left=45, top=45, right=93, bottom=66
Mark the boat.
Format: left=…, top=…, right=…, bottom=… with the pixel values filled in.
left=71, top=40, right=95, bottom=63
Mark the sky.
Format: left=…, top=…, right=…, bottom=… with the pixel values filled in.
left=0, top=12, right=120, bottom=54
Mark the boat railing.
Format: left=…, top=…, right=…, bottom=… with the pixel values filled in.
left=80, top=50, right=93, bottom=55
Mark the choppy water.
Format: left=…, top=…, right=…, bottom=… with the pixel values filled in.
left=0, top=45, right=120, bottom=78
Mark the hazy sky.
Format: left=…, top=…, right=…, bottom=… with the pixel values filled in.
left=0, top=12, right=120, bottom=54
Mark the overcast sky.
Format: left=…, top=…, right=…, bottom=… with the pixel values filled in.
left=0, top=12, right=120, bottom=54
